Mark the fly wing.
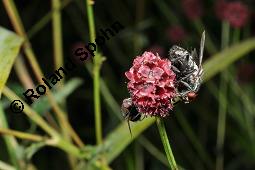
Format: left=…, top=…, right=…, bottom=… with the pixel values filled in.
left=199, top=31, right=205, bottom=69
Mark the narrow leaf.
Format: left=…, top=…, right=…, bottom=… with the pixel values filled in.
left=0, top=104, right=21, bottom=169
left=0, top=27, right=23, bottom=96
left=203, top=38, right=255, bottom=81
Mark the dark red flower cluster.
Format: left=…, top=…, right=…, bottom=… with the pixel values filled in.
left=215, top=0, right=228, bottom=19
left=181, top=0, right=203, bottom=20
left=125, top=52, right=176, bottom=117
left=215, top=1, right=250, bottom=28
left=237, top=63, right=255, bottom=84
left=166, top=25, right=187, bottom=43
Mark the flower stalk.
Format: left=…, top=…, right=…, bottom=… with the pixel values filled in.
left=85, top=0, right=103, bottom=145
left=156, top=118, right=178, bottom=170
left=52, top=0, right=64, bottom=86
left=0, top=128, right=45, bottom=142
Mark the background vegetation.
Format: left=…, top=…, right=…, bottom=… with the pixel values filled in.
left=0, top=0, right=255, bottom=169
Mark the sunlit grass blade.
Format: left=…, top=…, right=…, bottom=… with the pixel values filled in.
left=0, top=104, right=21, bottom=169
left=203, top=38, right=255, bottom=81
left=0, top=160, right=15, bottom=170
left=0, top=27, right=23, bottom=96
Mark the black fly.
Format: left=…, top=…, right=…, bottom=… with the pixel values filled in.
left=168, top=31, right=205, bottom=103
left=121, top=98, right=142, bottom=137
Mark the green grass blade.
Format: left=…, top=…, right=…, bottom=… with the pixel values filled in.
left=0, top=160, right=15, bottom=170
left=0, top=104, right=21, bottom=169
left=0, top=27, right=23, bottom=96
left=203, top=38, right=255, bottom=81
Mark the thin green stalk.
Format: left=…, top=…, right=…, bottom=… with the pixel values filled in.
left=14, top=56, right=34, bottom=89
left=232, top=28, right=240, bottom=45
left=156, top=118, right=178, bottom=170
left=221, top=22, right=230, bottom=49
left=52, top=0, right=64, bottom=86
left=2, top=87, right=58, bottom=137
left=55, top=139, right=85, bottom=158
left=3, top=0, right=84, bottom=147
left=216, top=21, right=230, bottom=170
left=27, top=0, right=71, bottom=38
left=85, top=0, right=103, bottom=145
left=51, top=5, right=75, bottom=168
left=216, top=73, right=228, bottom=170
left=0, top=128, right=45, bottom=142
left=2, top=88, right=83, bottom=158
left=0, top=104, right=21, bottom=170
left=15, top=55, right=61, bottom=130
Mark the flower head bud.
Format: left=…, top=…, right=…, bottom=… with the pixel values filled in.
left=125, top=52, right=177, bottom=117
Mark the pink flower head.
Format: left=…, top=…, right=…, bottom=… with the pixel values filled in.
left=166, top=25, right=187, bottom=43
left=223, top=1, right=250, bottom=28
left=215, top=0, right=228, bottom=20
left=125, top=52, right=176, bottom=117
left=182, top=0, right=203, bottom=20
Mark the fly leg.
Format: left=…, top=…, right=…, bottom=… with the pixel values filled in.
left=178, top=80, right=193, bottom=103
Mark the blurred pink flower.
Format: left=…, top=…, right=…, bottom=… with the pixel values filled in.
left=182, top=0, right=203, bottom=20
left=215, top=0, right=228, bottom=19
left=223, top=1, right=250, bottom=28
left=125, top=52, right=176, bottom=117
left=147, top=45, right=164, bottom=57
left=166, top=25, right=187, bottom=43
left=237, top=63, right=255, bottom=84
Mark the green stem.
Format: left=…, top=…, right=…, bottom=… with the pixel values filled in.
left=14, top=56, right=35, bottom=89
left=55, top=139, right=84, bottom=158
left=216, top=73, right=228, bottom=170
left=52, top=0, right=64, bottom=86
left=156, top=118, right=178, bottom=170
left=27, top=0, right=71, bottom=38
left=0, top=104, right=21, bottom=170
left=216, top=21, right=230, bottom=170
left=232, top=28, right=240, bottom=44
left=2, top=87, right=58, bottom=137
left=85, top=0, right=103, bottom=144
left=0, top=128, right=45, bottom=142
left=86, top=0, right=96, bottom=41
left=221, top=21, right=230, bottom=49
